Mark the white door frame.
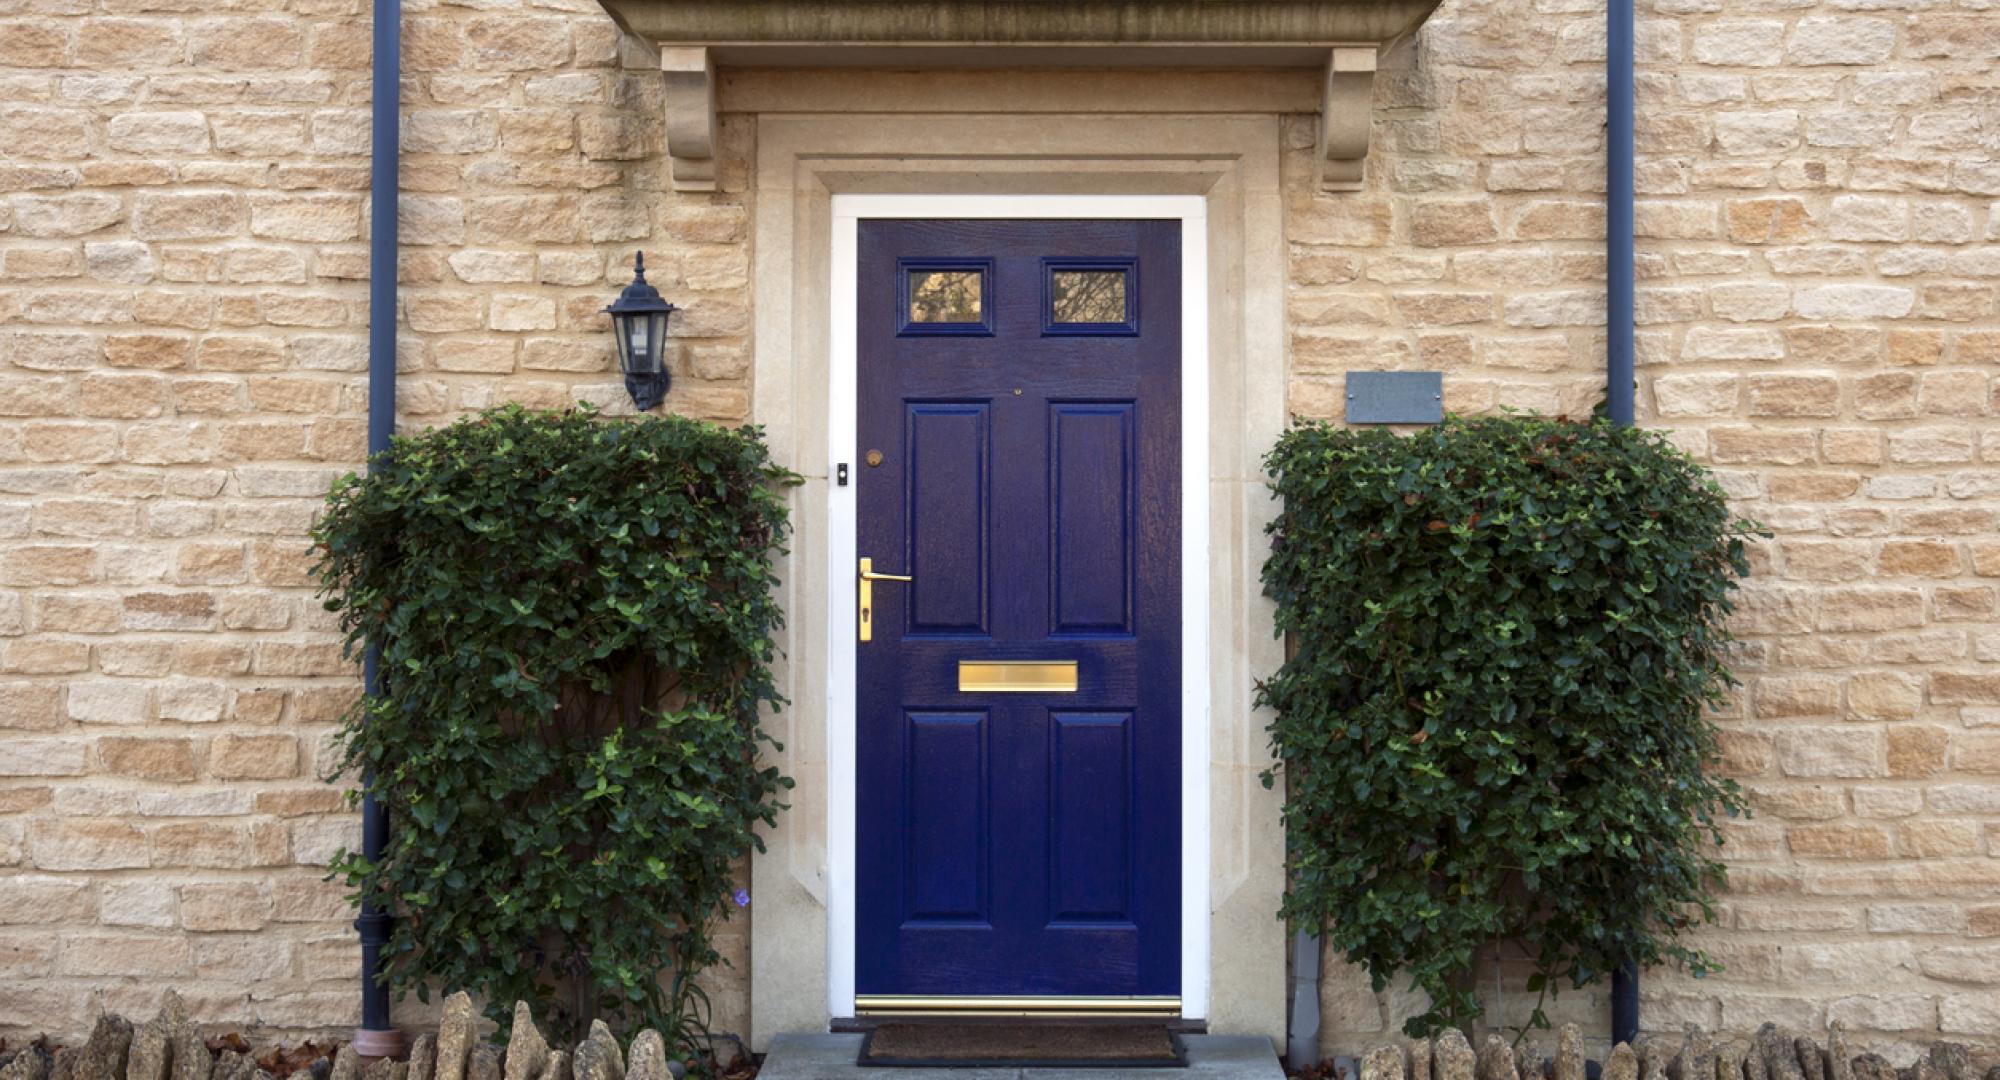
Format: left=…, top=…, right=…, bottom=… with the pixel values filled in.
left=825, top=193, right=1212, bottom=1021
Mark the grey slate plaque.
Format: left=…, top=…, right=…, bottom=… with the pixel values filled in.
left=1345, top=371, right=1443, bottom=425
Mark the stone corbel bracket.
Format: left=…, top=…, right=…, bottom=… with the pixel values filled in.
left=661, top=46, right=718, bottom=192
left=1317, top=45, right=1379, bottom=193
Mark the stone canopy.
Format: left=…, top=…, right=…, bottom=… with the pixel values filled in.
left=588, top=0, right=1447, bottom=192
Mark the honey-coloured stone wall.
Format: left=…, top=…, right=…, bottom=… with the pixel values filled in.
left=1295, top=0, right=2000, bottom=1058
left=0, top=0, right=751, bottom=1039
left=1, top=0, right=1998, bottom=1057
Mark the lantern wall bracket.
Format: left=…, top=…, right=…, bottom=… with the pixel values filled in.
left=662, top=46, right=718, bottom=193
left=604, top=252, right=678, bottom=411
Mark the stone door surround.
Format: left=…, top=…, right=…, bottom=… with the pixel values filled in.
left=744, top=104, right=1292, bottom=1046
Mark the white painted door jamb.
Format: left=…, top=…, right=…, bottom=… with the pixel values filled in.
left=825, top=193, right=1212, bottom=1023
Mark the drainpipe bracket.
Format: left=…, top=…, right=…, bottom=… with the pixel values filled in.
left=1316, top=45, right=1378, bottom=193
left=662, top=45, right=718, bottom=192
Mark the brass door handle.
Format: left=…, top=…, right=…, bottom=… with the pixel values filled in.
left=858, top=557, right=911, bottom=642
left=859, top=560, right=913, bottom=583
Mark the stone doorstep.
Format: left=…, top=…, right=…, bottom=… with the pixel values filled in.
left=756, top=1034, right=1285, bottom=1080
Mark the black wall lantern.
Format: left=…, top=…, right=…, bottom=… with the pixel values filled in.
left=605, top=253, right=678, bottom=411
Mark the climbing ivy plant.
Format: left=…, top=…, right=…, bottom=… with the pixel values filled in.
left=315, top=404, right=797, bottom=1050
left=1259, top=414, right=1753, bottom=1035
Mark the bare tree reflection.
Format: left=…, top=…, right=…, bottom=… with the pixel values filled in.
left=1052, top=271, right=1126, bottom=323
left=910, top=270, right=982, bottom=323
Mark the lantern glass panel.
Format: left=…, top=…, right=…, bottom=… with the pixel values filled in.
left=646, top=311, right=668, bottom=372
left=613, top=315, right=637, bottom=370
left=629, top=317, right=649, bottom=368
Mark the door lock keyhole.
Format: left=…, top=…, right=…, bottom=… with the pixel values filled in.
left=865, top=450, right=884, bottom=467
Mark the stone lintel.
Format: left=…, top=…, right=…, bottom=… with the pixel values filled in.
left=603, top=0, right=1443, bottom=47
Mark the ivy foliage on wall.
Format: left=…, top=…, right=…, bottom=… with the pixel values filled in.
left=1260, top=414, right=1754, bottom=1035
left=314, top=404, right=798, bottom=1047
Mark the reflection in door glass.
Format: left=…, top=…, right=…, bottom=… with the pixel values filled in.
left=908, top=269, right=983, bottom=323
left=1051, top=270, right=1127, bottom=324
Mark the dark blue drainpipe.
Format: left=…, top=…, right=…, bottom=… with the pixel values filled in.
left=1606, top=0, right=1635, bottom=430
left=1607, top=0, right=1640, bottom=1048
left=354, top=0, right=403, bottom=1056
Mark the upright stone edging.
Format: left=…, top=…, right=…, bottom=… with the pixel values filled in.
left=1436, top=1028, right=1478, bottom=1080
left=78, top=1014, right=135, bottom=1080
left=622, top=1032, right=669, bottom=1080
left=16, top=988, right=1998, bottom=1080
left=406, top=1036, right=437, bottom=1080
left=433, top=994, right=475, bottom=1080
left=0, top=989, right=700, bottom=1080
left=399, top=995, right=681, bottom=1080
left=1348, top=1022, right=2000, bottom=1080
left=1364, top=1044, right=1406, bottom=1080
left=1477, top=1034, right=1518, bottom=1080
left=1605, top=1043, right=1639, bottom=1080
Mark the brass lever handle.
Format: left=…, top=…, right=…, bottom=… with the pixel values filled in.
left=860, top=562, right=913, bottom=583
left=858, top=557, right=911, bottom=642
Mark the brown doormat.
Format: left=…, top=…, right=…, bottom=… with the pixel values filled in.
left=857, top=1023, right=1187, bottom=1068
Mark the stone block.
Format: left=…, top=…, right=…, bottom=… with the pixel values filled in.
left=178, top=882, right=272, bottom=932
left=1795, top=285, right=1915, bottom=320
left=133, top=193, right=241, bottom=242
left=30, top=819, right=147, bottom=869
left=187, top=17, right=303, bottom=69
left=208, top=733, right=298, bottom=780
left=98, top=737, right=197, bottom=782
left=0, top=106, right=93, bottom=158
left=1715, top=110, right=1801, bottom=156
left=68, top=680, right=151, bottom=724
left=247, top=194, right=361, bottom=242
left=99, top=881, right=178, bottom=929
left=1824, top=196, right=1909, bottom=242
left=13, top=194, right=124, bottom=238
left=464, top=16, right=571, bottom=71
left=150, top=823, right=247, bottom=869
left=60, top=934, right=193, bottom=980
left=1787, top=18, right=1897, bottom=66
left=106, top=112, right=210, bottom=155
left=1777, top=730, right=1883, bottom=778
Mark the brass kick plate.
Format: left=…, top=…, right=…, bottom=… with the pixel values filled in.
left=854, top=995, right=1180, bottom=1018
left=957, top=660, right=1078, bottom=693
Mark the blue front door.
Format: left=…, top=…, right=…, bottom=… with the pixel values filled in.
left=855, top=219, right=1182, bottom=1000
